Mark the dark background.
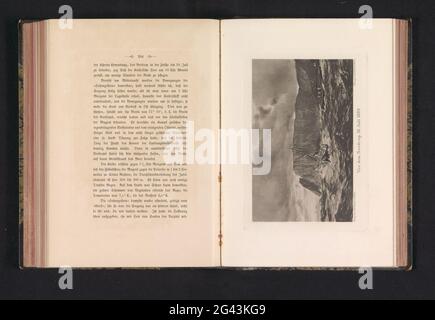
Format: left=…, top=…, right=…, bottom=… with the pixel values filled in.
left=0, top=0, right=434, bottom=300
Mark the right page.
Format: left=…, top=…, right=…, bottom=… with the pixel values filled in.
left=221, top=19, right=396, bottom=268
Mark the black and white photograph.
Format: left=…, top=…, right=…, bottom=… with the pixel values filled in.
left=253, top=59, right=354, bottom=222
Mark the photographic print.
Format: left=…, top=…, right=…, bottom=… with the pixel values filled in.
left=252, top=59, right=354, bottom=222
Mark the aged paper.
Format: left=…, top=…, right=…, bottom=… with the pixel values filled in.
left=45, top=19, right=220, bottom=267
left=221, top=19, right=395, bottom=267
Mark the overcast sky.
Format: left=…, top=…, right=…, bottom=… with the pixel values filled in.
left=252, top=59, right=297, bottom=107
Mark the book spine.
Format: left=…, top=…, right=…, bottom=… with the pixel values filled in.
left=406, top=19, right=413, bottom=271
left=18, top=20, right=24, bottom=269
left=21, top=21, right=47, bottom=268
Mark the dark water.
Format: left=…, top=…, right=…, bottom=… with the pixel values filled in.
left=318, top=60, right=354, bottom=222
left=294, top=60, right=354, bottom=222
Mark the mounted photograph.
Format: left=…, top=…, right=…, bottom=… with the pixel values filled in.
left=252, top=59, right=354, bottom=222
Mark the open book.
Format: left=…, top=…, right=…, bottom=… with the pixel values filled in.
left=20, top=19, right=411, bottom=269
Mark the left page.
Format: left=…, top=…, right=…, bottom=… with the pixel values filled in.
left=44, top=19, right=220, bottom=267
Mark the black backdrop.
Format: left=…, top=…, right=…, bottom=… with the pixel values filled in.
left=0, top=0, right=434, bottom=300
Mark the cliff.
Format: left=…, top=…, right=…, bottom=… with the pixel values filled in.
left=292, top=60, right=322, bottom=194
